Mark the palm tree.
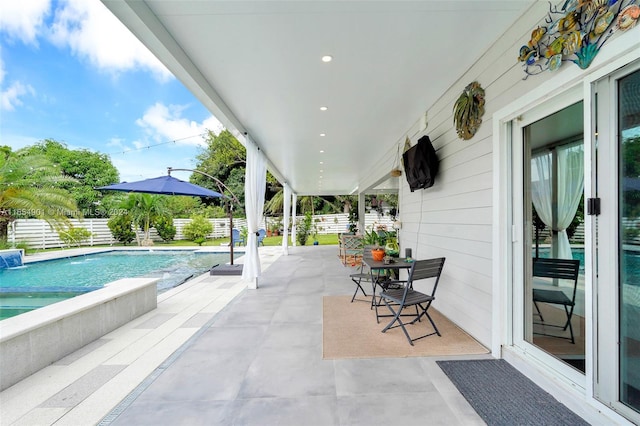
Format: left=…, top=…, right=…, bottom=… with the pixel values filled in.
left=121, top=193, right=169, bottom=246
left=0, top=147, right=78, bottom=242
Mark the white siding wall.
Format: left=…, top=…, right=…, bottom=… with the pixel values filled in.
left=361, top=2, right=640, bottom=348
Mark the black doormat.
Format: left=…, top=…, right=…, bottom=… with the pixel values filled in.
left=209, top=264, right=243, bottom=276
left=437, top=359, right=588, bottom=426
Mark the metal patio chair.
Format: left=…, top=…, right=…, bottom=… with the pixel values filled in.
left=532, top=257, right=580, bottom=344
left=348, top=245, right=391, bottom=303
left=378, top=257, right=446, bottom=346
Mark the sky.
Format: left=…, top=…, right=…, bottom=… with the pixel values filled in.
left=0, top=0, right=224, bottom=182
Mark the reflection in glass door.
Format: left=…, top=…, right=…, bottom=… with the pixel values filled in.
left=618, top=68, right=640, bottom=413
left=522, top=101, right=586, bottom=373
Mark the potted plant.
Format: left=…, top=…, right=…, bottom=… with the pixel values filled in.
left=384, top=232, right=400, bottom=258
left=364, top=227, right=385, bottom=261
left=347, top=210, right=358, bottom=234
left=268, top=218, right=280, bottom=236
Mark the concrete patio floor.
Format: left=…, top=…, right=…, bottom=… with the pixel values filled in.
left=3, top=245, right=500, bottom=425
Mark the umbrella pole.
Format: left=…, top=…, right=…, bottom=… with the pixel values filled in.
left=228, top=200, right=234, bottom=265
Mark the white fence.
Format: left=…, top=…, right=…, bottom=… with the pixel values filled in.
left=8, top=213, right=395, bottom=250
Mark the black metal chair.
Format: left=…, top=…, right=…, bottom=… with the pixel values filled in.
left=532, top=257, right=581, bottom=344
left=378, top=257, right=446, bottom=346
left=348, top=246, right=389, bottom=303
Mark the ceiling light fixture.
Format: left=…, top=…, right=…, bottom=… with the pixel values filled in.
left=320, top=106, right=328, bottom=111
left=320, top=133, right=326, bottom=137
left=321, top=55, right=333, bottom=62
left=320, top=150, right=324, bottom=153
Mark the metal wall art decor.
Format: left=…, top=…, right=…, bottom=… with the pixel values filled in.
left=453, top=81, right=485, bottom=140
left=519, top=0, right=640, bottom=78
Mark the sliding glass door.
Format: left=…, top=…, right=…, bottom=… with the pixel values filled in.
left=591, top=62, right=640, bottom=422
left=616, top=66, right=640, bottom=416
left=514, top=92, right=587, bottom=375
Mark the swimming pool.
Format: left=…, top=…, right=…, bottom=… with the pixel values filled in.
left=534, top=247, right=640, bottom=285
left=0, top=250, right=238, bottom=320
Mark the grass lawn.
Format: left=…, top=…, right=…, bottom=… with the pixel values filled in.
left=19, top=234, right=340, bottom=255
left=159, top=233, right=339, bottom=247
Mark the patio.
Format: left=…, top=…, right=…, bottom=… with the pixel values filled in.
left=1, top=246, right=586, bottom=425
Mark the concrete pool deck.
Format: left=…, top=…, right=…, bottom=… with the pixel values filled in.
left=1, top=245, right=597, bottom=425
left=0, top=245, right=283, bottom=425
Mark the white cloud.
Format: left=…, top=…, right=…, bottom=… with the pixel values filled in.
left=0, top=43, right=36, bottom=111
left=135, top=102, right=223, bottom=147
left=0, top=0, right=50, bottom=44
left=1, top=80, right=35, bottom=111
left=48, top=0, right=172, bottom=81
left=104, top=102, right=223, bottom=180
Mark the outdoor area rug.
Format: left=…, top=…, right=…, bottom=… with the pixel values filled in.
left=437, top=359, right=589, bottom=426
left=322, top=295, right=488, bottom=359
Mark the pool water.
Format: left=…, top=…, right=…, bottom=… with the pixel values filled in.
left=534, top=247, right=640, bottom=285
left=0, top=250, right=237, bottom=320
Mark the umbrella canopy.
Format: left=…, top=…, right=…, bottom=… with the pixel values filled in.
left=97, top=175, right=224, bottom=198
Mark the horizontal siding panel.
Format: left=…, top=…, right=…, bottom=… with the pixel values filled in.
left=402, top=206, right=492, bottom=226
left=415, top=189, right=493, bottom=212
left=415, top=235, right=492, bottom=264
left=423, top=223, right=493, bottom=244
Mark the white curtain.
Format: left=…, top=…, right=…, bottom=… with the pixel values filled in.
left=282, top=183, right=291, bottom=255
left=242, top=138, right=267, bottom=287
left=531, top=151, right=553, bottom=233
left=531, top=142, right=583, bottom=259
left=556, top=143, right=584, bottom=259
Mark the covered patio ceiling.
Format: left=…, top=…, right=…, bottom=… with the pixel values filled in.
left=103, top=0, right=536, bottom=196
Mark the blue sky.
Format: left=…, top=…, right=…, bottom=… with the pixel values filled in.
left=0, top=0, right=223, bottom=182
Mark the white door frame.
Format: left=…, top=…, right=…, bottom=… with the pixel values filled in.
left=592, top=59, right=640, bottom=423
left=491, top=31, right=639, bottom=423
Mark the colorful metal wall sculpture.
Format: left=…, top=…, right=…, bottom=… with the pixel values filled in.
left=518, top=0, right=639, bottom=77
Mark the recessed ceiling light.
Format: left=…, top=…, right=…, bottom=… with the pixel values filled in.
left=321, top=55, right=333, bottom=62
left=320, top=161, right=324, bottom=164
left=319, top=150, right=324, bottom=153
left=319, top=169, right=323, bottom=173
left=320, top=133, right=326, bottom=137
left=320, top=106, right=328, bottom=111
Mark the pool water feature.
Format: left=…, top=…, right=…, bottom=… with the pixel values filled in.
left=0, top=250, right=23, bottom=269
left=0, top=250, right=237, bottom=320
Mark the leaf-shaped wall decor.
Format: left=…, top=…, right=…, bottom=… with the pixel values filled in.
left=453, top=81, right=485, bottom=140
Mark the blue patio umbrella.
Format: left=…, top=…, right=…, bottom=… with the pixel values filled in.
left=97, top=174, right=240, bottom=268
left=97, top=175, right=224, bottom=198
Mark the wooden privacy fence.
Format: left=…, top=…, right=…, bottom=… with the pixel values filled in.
left=7, top=214, right=395, bottom=250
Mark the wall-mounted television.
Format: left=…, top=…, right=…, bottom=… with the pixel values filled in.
left=402, top=135, right=439, bottom=192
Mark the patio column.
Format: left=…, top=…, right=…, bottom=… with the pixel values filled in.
left=282, top=183, right=291, bottom=255
left=358, top=192, right=366, bottom=235
left=291, top=193, right=298, bottom=246
left=241, top=137, right=267, bottom=289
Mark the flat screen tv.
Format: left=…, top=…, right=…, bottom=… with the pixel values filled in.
left=402, top=135, right=439, bottom=192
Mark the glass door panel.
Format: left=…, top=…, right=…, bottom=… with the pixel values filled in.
left=618, top=68, right=640, bottom=412
left=522, top=101, right=586, bottom=373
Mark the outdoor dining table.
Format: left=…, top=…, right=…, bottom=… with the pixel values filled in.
left=363, top=256, right=414, bottom=317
